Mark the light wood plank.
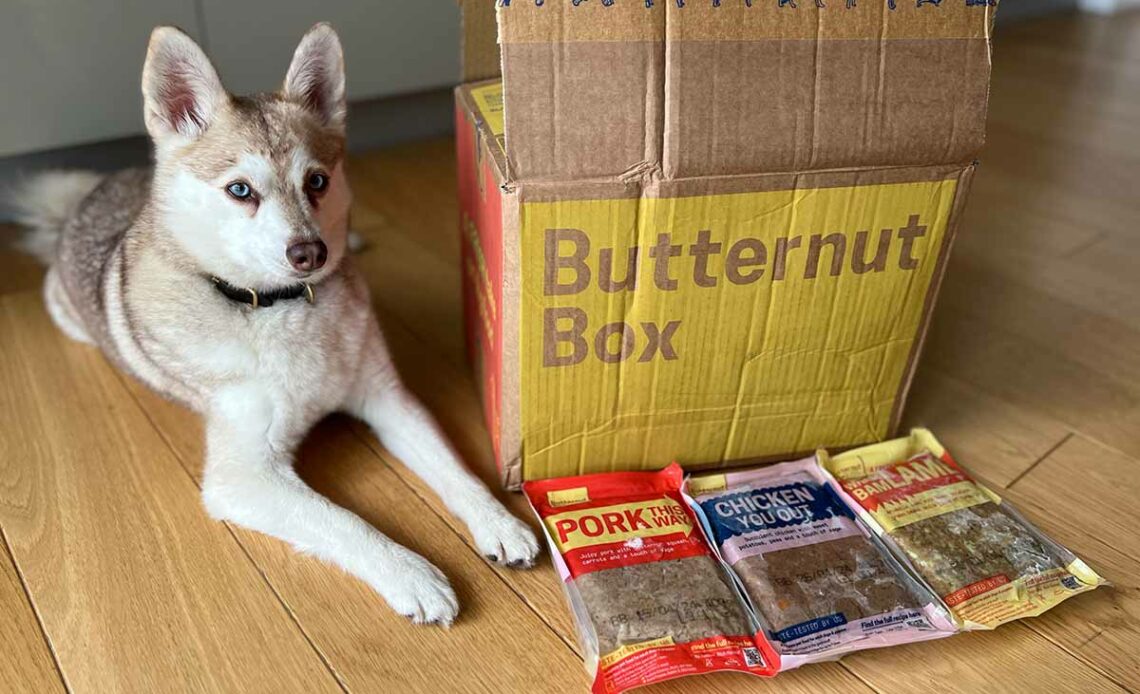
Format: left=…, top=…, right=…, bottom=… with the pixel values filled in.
left=987, top=36, right=1140, bottom=160
left=355, top=227, right=469, bottom=371
left=1021, top=539, right=1139, bottom=693
left=995, top=435, right=1140, bottom=690
left=0, top=224, right=46, bottom=298
left=938, top=255, right=1140, bottom=388
left=901, top=369, right=1069, bottom=487
left=923, top=306, right=1140, bottom=463
left=1011, top=435, right=1140, bottom=570
left=237, top=419, right=595, bottom=693
left=123, top=320, right=871, bottom=694
left=840, top=625, right=1125, bottom=694
left=0, top=292, right=342, bottom=694
left=956, top=232, right=1140, bottom=338
left=962, top=170, right=1137, bottom=256
left=349, top=138, right=461, bottom=263
left=119, top=363, right=597, bottom=692
left=0, top=537, right=65, bottom=694
left=345, top=141, right=471, bottom=370
left=927, top=251, right=1140, bottom=463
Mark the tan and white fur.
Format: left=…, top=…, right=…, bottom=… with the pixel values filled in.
left=11, top=24, right=538, bottom=626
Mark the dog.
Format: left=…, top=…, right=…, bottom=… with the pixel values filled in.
left=11, top=24, right=539, bottom=626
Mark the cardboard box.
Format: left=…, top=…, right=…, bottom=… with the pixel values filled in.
left=457, top=0, right=998, bottom=489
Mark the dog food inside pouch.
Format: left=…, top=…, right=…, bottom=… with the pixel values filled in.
left=523, top=464, right=778, bottom=694
left=685, top=458, right=956, bottom=668
left=822, top=428, right=1107, bottom=630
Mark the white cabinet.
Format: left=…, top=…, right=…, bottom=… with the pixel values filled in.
left=0, top=0, right=202, bottom=156
left=0, top=1, right=461, bottom=158
left=199, top=1, right=459, bottom=102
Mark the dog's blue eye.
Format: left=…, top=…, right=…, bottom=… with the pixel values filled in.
left=226, top=181, right=252, bottom=199
left=307, top=172, right=328, bottom=192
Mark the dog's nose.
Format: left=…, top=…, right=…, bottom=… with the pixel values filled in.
left=286, top=240, right=327, bottom=272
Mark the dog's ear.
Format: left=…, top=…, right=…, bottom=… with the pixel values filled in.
left=284, top=23, right=346, bottom=130
left=142, top=27, right=226, bottom=144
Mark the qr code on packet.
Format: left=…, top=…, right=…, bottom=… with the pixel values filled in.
left=742, top=647, right=764, bottom=668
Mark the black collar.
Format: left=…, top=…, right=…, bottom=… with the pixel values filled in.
left=210, top=276, right=315, bottom=308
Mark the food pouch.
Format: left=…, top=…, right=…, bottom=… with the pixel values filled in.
left=821, top=428, right=1107, bottom=630
left=685, top=458, right=956, bottom=669
left=523, top=464, right=779, bottom=693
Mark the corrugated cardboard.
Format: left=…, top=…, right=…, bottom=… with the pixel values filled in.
left=457, top=0, right=998, bottom=489
left=460, top=0, right=501, bottom=82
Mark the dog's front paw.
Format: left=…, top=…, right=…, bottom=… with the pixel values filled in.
left=375, top=551, right=459, bottom=626
left=471, top=511, right=541, bottom=569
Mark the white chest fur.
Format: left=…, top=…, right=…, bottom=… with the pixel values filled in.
left=119, top=255, right=373, bottom=433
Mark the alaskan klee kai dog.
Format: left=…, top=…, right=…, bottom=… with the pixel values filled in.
left=13, top=24, right=538, bottom=625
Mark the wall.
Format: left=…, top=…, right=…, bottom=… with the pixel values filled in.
left=0, top=1, right=459, bottom=157
left=1077, top=0, right=1140, bottom=13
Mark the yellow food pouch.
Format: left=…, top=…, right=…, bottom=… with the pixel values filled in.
left=820, top=429, right=1107, bottom=630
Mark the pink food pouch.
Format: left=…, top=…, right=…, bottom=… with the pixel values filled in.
left=685, top=457, right=956, bottom=669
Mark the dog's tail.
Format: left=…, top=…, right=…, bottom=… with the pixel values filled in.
left=7, top=170, right=103, bottom=265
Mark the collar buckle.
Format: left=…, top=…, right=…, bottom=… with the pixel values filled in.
left=209, top=276, right=313, bottom=309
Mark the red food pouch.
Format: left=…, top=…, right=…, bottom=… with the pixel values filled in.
left=524, top=464, right=779, bottom=693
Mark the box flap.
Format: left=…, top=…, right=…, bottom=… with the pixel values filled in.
left=460, top=0, right=502, bottom=82
left=458, top=80, right=510, bottom=183
left=498, top=0, right=665, bottom=182
left=495, top=1, right=997, bottom=183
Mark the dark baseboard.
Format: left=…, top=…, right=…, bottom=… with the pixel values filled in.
left=346, top=87, right=456, bottom=153
left=998, top=0, right=1079, bottom=22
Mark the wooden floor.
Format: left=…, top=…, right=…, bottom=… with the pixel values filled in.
left=2, top=11, right=1139, bottom=694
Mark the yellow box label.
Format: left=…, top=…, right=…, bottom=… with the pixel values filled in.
left=519, top=179, right=959, bottom=480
